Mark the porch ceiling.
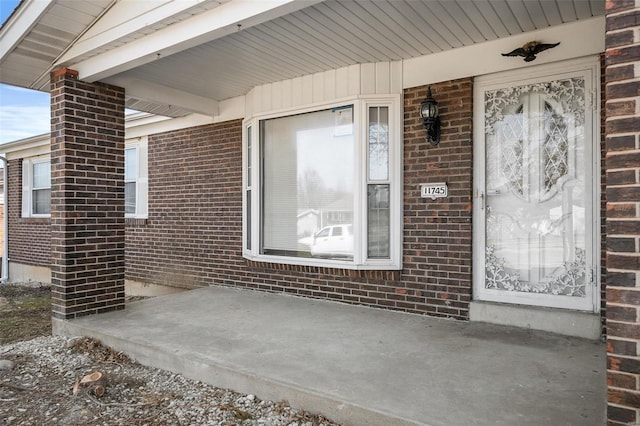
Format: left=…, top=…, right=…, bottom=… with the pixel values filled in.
left=0, top=0, right=605, bottom=118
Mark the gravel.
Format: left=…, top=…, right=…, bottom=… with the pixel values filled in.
left=0, top=335, right=339, bottom=425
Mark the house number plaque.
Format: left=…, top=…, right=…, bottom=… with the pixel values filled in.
left=420, top=183, right=447, bottom=200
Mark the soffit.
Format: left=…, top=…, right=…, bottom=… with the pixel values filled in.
left=0, top=0, right=113, bottom=89
left=0, top=0, right=224, bottom=118
left=1, top=0, right=605, bottom=118
left=118, top=0, right=605, bottom=107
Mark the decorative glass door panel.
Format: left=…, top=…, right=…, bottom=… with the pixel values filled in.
left=475, top=66, right=597, bottom=312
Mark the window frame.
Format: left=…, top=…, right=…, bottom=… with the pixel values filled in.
left=243, top=95, right=402, bottom=270
left=21, top=156, right=51, bottom=218
left=124, top=137, right=148, bottom=219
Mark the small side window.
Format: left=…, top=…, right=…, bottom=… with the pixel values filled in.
left=125, top=147, right=137, bottom=215
left=125, top=138, right=148, bottom=218
left=22, top=157, right=51, bottom=218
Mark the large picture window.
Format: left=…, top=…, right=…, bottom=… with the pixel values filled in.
left=243, top=96, right=401, bottom=269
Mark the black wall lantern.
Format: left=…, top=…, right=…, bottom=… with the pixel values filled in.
left=420, top=86, right=440, bottom=146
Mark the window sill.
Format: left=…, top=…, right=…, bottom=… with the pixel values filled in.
left=243, top=252, right=401, bottom=271
left=19, top=217, right=50, bottom=224
left=125, top=217, right=148, bottom=226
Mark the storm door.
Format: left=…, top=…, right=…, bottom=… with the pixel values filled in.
left=473, top=62, right=598, bottom=311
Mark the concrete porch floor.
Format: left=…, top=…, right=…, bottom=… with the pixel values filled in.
left=54, top=287, right=606, bottom=425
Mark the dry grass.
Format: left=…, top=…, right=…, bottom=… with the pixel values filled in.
left=0, top=284, right=51, bottom=345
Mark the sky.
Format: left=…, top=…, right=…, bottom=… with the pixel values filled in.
left=0, top=0, right=51, bottom=144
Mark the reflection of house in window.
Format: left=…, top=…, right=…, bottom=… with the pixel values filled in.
left=297, top=209, right=320, bottom=238
left=322, top=195, right=353, bottom=227
left=296, top=200, right=353, bottom=241
left=297, top=199, right=353, bottom=256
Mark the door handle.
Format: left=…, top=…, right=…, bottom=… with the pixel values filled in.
left=479, top=191, right=484, bottom=210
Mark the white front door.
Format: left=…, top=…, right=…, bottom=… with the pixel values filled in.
left=473, top=58, right=599, bottom=312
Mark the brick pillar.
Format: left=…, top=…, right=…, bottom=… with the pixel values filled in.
left=50, top=68, right=125, bottom=320
left=605, top=2, right=640, bottom=424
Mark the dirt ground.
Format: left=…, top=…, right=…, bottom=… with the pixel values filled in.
left=0, top=283, right=337, bottom=425
left=0, top=283, right=51, bottom=345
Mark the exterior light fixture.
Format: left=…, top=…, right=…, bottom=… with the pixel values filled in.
left=420, top=86, right=440, bottom=146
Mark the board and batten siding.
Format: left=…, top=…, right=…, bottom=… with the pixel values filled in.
left=245, top=61, right=403, bottom=117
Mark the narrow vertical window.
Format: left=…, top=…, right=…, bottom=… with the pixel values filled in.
left=124, top=147, right=137, bottom=215
left=246, top=126, right=252, bottom=250
left=367, top=106, right=390, bottom=258
left=32, top=161, right=51, bottom=215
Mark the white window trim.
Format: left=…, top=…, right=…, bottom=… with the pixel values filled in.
left=125, top=137, right=148, bottom=219
left=243, top=95, right=403, bottom=270
left=0, top=163, right=4, bottom=206
left=22, top=156, right=50, bottom=218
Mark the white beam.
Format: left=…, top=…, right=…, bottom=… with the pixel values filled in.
left=125, top=113, right=214, bottom=140
left=0, top=0, right=54, bottom=61
left=105, top=76, right=219, bottom=116
left=59, top=0, right=214, bottom=65
left=63, top=0, right=323, bottom=83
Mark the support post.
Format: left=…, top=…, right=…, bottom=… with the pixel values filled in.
left=50, top=68, right=125, bottom=320
left=604, top=2, right=640, bottom=424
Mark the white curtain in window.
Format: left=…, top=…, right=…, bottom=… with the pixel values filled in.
left=261, top=107, right=354, bottom=256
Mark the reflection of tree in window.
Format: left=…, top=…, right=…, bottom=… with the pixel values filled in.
left=298, top=169, right=327, bottom=210
left=369, top=107, right=389, bottom=181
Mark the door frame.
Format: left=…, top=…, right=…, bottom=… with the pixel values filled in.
left=472, top=56, right=601, bottom=313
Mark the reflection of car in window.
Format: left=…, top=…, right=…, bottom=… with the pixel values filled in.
left=310, top=225, right=354, bottom=258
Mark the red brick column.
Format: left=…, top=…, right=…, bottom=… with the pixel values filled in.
left=50, top=68, right=125, bottom=320
left=605, top=2, right=640, bottom=424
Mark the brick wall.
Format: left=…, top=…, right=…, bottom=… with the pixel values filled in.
left=6, top=159, right=51, bottom=266
left=50, top=69, right=125, bottom=320
left=125, top=78, right=474, bottom=319
left=601, top=53, right=608, bottom=330
left=402, top=80, right=474, bottom=316
left=125, top=122, right=246, bottom=290
left=604, top=1, right=640, bottom=423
